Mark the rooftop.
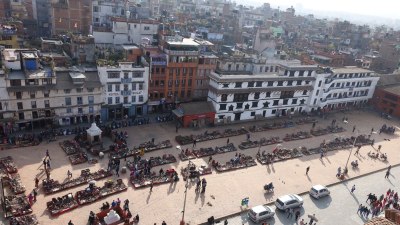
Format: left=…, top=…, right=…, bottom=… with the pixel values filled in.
left=179, top=101, right=215, bottom=116
left=166, top=38, right=200, bottom=47
left=332, top=66, right=373, bottom=74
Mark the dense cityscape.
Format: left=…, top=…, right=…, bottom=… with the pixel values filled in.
left=0, top=0, right=400, bottom=225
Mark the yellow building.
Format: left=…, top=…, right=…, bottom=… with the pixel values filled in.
left=0, top=25, right=19, bottom=49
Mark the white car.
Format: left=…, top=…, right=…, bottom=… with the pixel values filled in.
left=309, top=185, right=330, bottom=199
left=248, top=205, right=275, bottom=223
left=275, top=194, right=304, bottom=210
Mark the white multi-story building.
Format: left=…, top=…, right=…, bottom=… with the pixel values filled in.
left=208, top=58, right=380, bottom=123
left=98, top=61, right=150, bottom=120
left=1, top=49, right=103, bottom=130
left=93, top=18, right=159, bottom=48
left=310, top=67, right=379, bottom=111
left=208, top=58, right=320, bottom=122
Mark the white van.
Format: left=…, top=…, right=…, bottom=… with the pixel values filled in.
left=247, top=205, right=275, bottom=223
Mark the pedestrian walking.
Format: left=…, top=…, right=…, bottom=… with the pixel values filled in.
left=353, top=125, right=356, bottom=133
left=201, top=178, right=207, bottom=193
left=246, top=133, right=250, bottom=141
left=28, top=193, right=33, bottom=205
left=67, top=170, right=72, bottom=178
left=336, top=167, right=341, bottom=177
left=357, top=204, right=363, bottom=214
left=43, top=159, right=47, bottom=170
left=385, top=170, right=390, bottom=179
left=149, top=180, right=153, bottom=192
left=46, top=149, right=51, bottom=160
left=224, top=219, right=228, bottom=225
left=388, top=165, right=392, bottom=173
left=68, top=220, right=74, bottom=225
left=371, top=128, right=374, bottom=134
left=35, top=177, right=39, bottom=188
left=46, top=159, right=51, bottom=169
left=115, top=166, right=120, bottom=177
left=208, top=156, right=213, bottom=164
left=295, top=210, right=301, bottom=220
left=312, top=122, right=316, bottom=129
left=378, top=145, right=382, bottom=152
left=227, top=138, right=230, bottom=145
left=351, top=184, right=356, bottom=193
left=193, top=139, right=197, bottom=148
left=195, top=179, right=201, bottom=193
left=308, top=214, right=317, bottom=225
left=162, top=221, right=167, bottom=225
left=33, top=189, right=37, bottom=201
left=306, top=166, right=310, bottom=175
left=300, top=219, right=305, bottom=225
left=123, top=199, right=129, bottom=211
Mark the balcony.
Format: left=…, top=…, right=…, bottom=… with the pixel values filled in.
left=121, top=78, right=132, bottom=83
left=164, top=49, right=198, bottom=56
left=151, top=61, right=167, bottom=66
left=121, top=90, right=132, bottom=96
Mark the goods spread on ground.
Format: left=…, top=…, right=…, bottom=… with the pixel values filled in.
left=181, top=162, right=212, bottom=181
left=130, top=169, right=179, bottom=188
left=59, top=140, right=81, bottom=155
left=2, top=173, right=26, bottom=194
left=249, top=121, right=294, bottom=132
left=213, top=154, right=257, bottom=172
left=109, top=140, right=172, bottom=160
left=69, top=152, right=89, bottom=165
left=175, top=128, right=248, bottom=145
left=239, top=137, right=282, bottom=150
left=283, top=131, right=312, bottom=142
left=9, top=214, right=39, bottom=225
left=192, top=143, right=237, bottom=158
left=46, top=193, right=78, bottom=216
left=126, top=154, right=177, bottom=171
left=42, top=168, right=112, bottom=195
left=310, top=125, right=346, bottom=136
left=4, top=195, right=32, bottom=218
left=0, top=156, right=18, bottom=174
left=76, top=179, right=127, bottom=205
left=256, top=147, right=304, bottom=164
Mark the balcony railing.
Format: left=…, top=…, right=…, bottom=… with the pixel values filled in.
left=121, top=78, right=132, bottom=83
left=164, top=49, right=198, bottom=56
left=121, top=90, right=132, bottom=96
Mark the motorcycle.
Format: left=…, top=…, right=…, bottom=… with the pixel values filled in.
left=263, top=182, right=274, bottom=192
left=351, top=160, right=358, bottom=168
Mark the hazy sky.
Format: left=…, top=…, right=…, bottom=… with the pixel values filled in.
left=237, top=0, right=400, bottom=20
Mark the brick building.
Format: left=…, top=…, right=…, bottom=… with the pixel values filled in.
left=50, top=0, right=92, bottom=35
left=372, top=74, right=400, bottom=117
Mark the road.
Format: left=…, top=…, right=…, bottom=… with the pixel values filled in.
left=218, top=165, right=397, bottom=225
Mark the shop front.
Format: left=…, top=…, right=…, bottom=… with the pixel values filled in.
left=172, top=102, right=215, bottom=128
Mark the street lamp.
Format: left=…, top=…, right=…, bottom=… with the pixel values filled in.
left=180, top=160, right=191, bottom=225
left=344, top=130, right=360, bottom=172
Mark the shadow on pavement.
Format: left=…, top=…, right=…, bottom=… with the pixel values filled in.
left=275, top=207, right=304, bottom=225
left=310, top=195, right=332, bottom=209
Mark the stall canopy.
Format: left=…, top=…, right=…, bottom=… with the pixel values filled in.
left=86, top=123, right=102, bottom=144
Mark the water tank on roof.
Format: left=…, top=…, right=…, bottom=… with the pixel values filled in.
left=25, top=59, right=37, bottom=71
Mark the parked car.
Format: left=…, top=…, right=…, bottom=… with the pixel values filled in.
left=248, top=205, right=275, bottom=222
left=275, top=194, right=304, bottom=210
left=309, top=185, right=330, bottom=199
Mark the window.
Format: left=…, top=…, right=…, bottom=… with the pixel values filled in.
left=236, top=64, right=239, bottom=71
left=292, top=99, right=297, bottom=104
left=124, top=84, right=129, bottom=91
left=283, top=99, right=288, bottom=105
left=107, top=72, right=120, bottom=79
left=132, top=72, right=143, bottom=78
left=108, top=97, right=112, bottom=104
left=44, top=100, right=50, bottom=108
left=76, top=88, right=83, bottom=93
left=115, top=97, right=120, bottom=104
left=233, top=93, right=249, bottom=102
left=297, top=80, right=302, bottom=85
left=318, top=81, right=322, bottom=87
left=251, top=112, right=255, bottom=116
left=89, top=106, right=94, bottom=113
left=219, top=104, right=227, bottom=110
left=254, top=92, right=260, bottom=99
left=267, top=81, right=273, bottom=86
left=273, top=100, right=279, bottom=106
left=108, top=84, right=112, bottom=92
left=17, top=102, right=23, bottom=110
left=160, top=81, right=164, bottom=86
left=64, top=89, right=71, bottom=94
left=77, top=97, right=83, bottom=105
left=16, top=92, right=22, bottom=99
left=277, top=81, right=283, bottom=86
left=248, top=82, right=255, bottom=87
left=115, top=84, right=120, bottom=92
left=235, top=82, right=242, bottom=88
left=256, top=81, right=262, bottom=87
left=43, top=90, right=50, bottom=97
left=252, top=102, right=258, bottom=108
left=139, top=95, right=143, bottom=102
left=18, top=112, right=24, bottom=120
left=180, top=90, right=185, bottom=97
left=265, top=67, right=269, bottom=72
left=245, top=104, right=250, bottom=110
left=65, top=97, right=71, bottom=106
left=0, top=102, right=2, bottom=110
left=132, top=96, right=136, bottom=103
left=138, top=84, right=143, bottom=90
left=302, top=90, right=308, bottom=95
left=66, top=107, right=72, bottom=113
left=31, top=101, right=36, bottom=109
left=221, top=94, right=227, bottom=102
left=132, top=83, right=137, bottom=90
left=93, top=6, right=99, bottom=12
left=259, top=67, right=263, bottom=72
left=78, top=108, right=83, bottom=114
left=287, top=81, right=293, bottom=86
left=30, top=92, right=35, bottom=99
left=144, top=26, right=150, bottom=30
left=237, top=103, right=243, bottom=109
left=88, top=96, right=94, bottom=104
left=266, top=92, right=271, bottom=97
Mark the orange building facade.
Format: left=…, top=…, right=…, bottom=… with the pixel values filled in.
left=50, top=0, right=92, bottom=35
